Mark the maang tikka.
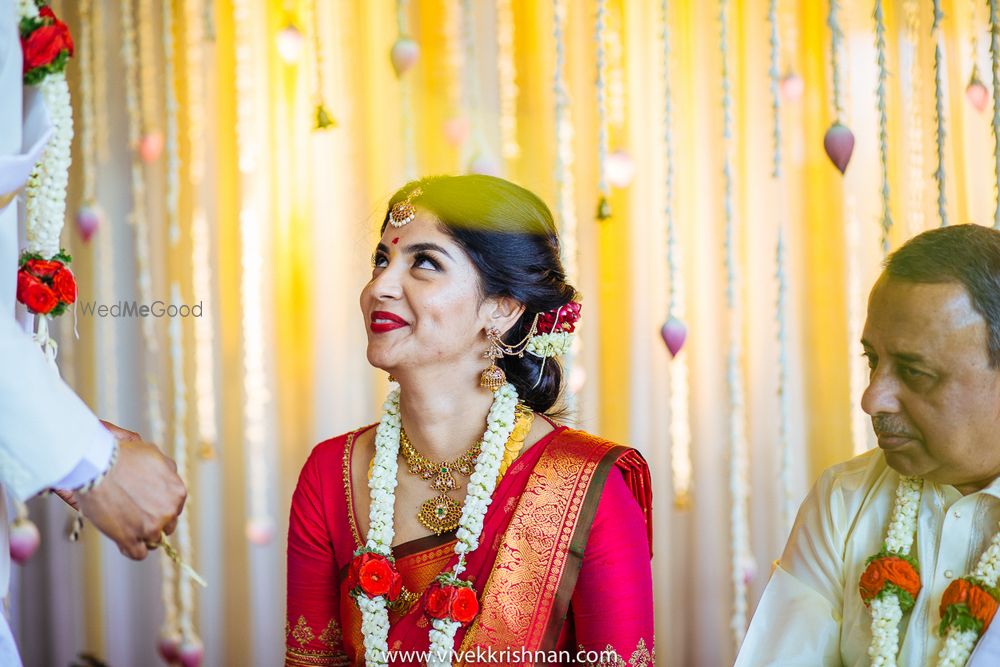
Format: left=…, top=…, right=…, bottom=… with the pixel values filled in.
left=388, top=186, right=423, bottom=227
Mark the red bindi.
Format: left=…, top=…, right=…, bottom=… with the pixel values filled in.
left=391, top=237, right=400, bottom=245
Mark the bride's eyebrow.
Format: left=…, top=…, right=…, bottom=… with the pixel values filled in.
left=377, top=241, right=454, bottom=260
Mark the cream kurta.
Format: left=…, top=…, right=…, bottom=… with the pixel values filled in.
left=736, top=448, right=1000, bottom=667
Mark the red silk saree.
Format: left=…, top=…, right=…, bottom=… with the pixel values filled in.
left=286, top=423, right=654, bottom=666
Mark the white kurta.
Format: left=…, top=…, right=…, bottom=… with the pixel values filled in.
left=735, top=448, right=1000, bottom=666
left=0, top=2, right=115, bottom=663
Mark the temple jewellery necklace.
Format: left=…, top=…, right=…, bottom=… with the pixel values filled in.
left=369, top=405, right=534, bottom=535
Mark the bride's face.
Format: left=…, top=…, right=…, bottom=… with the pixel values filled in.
left=360, top=209, right=490, bottom=376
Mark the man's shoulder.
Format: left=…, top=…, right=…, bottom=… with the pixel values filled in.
left=808, top=447, right=896, bottom=518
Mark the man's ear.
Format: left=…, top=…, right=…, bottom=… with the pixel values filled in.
left=484, top=296, right=526, bottom=337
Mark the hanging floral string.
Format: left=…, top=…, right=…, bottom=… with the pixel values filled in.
left=969, top=2, right=989, bottom=113
left=719, top=0, right=753, bottom=647
left=824, top=1, right=854, bottom=173
left=165, top=0, right=180, bottom=246
left=932, top=0, right=948, bottom=227
left=496, top=0, right=518, bottom=160
left=990, top=0, right=1000, bottom=228
left=660, top=0, right=691, bottom=509
left=184, top=0, right=217, bottom=458
left=393, top=0, right=417, bottom=179
left=137, top=0, right=162, bottom=162
left=768, top=0, right=781, bottom=179
left=874, top=0, right=893, bottom=253
left=169, top=281, right=203, bottom=663
left=308, top=0, right=334, bottom=129
left=595, top=0, right=611, bottom=221
left=234, top=0, right=275, bottom=547
left=552, top=0, right=580, bottom=412
left=92, top=0, right=108, bottom=163
left=901, top=0, right=926, bottom=235
left=768, top=0, right=794, bottom=534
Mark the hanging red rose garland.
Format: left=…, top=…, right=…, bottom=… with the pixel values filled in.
left=17, top=0, right=76, bottom=357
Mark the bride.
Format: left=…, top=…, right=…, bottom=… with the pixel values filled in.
left=285, top=175, right=654, bottom=666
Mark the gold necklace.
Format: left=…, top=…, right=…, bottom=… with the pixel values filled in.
left=395, top=406, right=534, bottom=535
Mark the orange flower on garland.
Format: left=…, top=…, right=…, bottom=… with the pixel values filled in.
left=859, top=554, right=922, bottom=611
left=939, top=578, right=1000, bottom=636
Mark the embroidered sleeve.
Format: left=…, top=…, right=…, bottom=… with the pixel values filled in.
left=286, top=449, right=351, bottom=666
left=571, top=465, right=655, bottom=666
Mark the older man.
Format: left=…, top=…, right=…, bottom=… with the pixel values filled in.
left=736, top=224, right=1000, bottom=666
left=1, top=3, right=186, bottom=664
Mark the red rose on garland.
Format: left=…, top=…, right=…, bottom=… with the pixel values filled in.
left=52, top=268, right=76, bottom=304
left=424, top=583, right=456, bottom=620
left=19, top=2, right=74, bottom=85
left=16, top=250, right=75, bottom=317
left=450, top=586, right=479, bottom=624
left=347, top=550, right=402, bottom=601
left=423, top=579, right=479, bottom=626
left=17, top=272, right=57, bottom=314
left=940, top=578, right=1000, bottom=636
left=940, top=578, right=972, bottom=615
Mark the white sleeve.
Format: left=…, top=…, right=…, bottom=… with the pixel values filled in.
left=734, top=470, right=846, bottom=666
left=0, top=313, right=116, bottom=500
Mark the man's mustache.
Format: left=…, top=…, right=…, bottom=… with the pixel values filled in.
left=871, top=415, right=920, bottom=439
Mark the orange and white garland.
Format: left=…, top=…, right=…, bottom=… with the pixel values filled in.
left=862, top=476, right=1000, bottom=666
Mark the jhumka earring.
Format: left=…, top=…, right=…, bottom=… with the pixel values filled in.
left=478, top=314, right=541, bottom=392
left=388, top=186, right=423, bottom=227
left=480, top=328, right=507, bottom=391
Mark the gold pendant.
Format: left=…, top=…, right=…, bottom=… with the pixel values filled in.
left=417, top=493, right=463, bottom=534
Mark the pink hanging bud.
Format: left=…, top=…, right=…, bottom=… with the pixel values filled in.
left=245, top=517, right=275, bottom=546
left=660, top=317, right=687, bottom=358
left=390, top=37, right=419, bottom=77
left=157, top=631, right=182, bottom=664
left=443, top=116, right=469, bottom=147
left=780, top=71, right=804, bottom=101
left=9, top=517, right=40, bottom=564
left=138, top=131, right=164, bottom=163
left=177, top=638, right=204, bottom=667
left=823, top=122, right=855, bottom=174
left=75, top=205, right=101, bottom=243
left=967, top=76, right=989, bottom=113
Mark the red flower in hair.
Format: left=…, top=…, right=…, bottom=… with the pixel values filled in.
left=537, top=301, right=582, bottom=334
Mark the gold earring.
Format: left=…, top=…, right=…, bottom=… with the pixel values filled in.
left=480, top=327, right=507, bottom=391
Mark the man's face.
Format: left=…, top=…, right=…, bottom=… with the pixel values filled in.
left=861, top=276, right=1000, bottom=492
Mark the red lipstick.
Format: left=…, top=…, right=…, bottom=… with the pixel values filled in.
left=370, top=310, right=408, bottom=333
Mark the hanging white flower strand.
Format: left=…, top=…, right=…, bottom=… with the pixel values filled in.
left=393, top=0, right=417, bottom=180
left=989, top=0, right=1000, bottom=228
left=496, top=0, right=519, bottom=160
left=931, top=0, right=948, bottom=228
left=901, top=0, right=926, bottom=235
left=184, top=0, right=219, bottom=458
left=719, top=0, right=754, bottom=647
left=595, top=0, right=611, bottom=221
left=874, top=0, right=893, bottom=254
left=768, top=0, right=795, bottom=534
left=552, top=0, right=580, bottom=413
left=659, top=0, right=691, bottom=509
